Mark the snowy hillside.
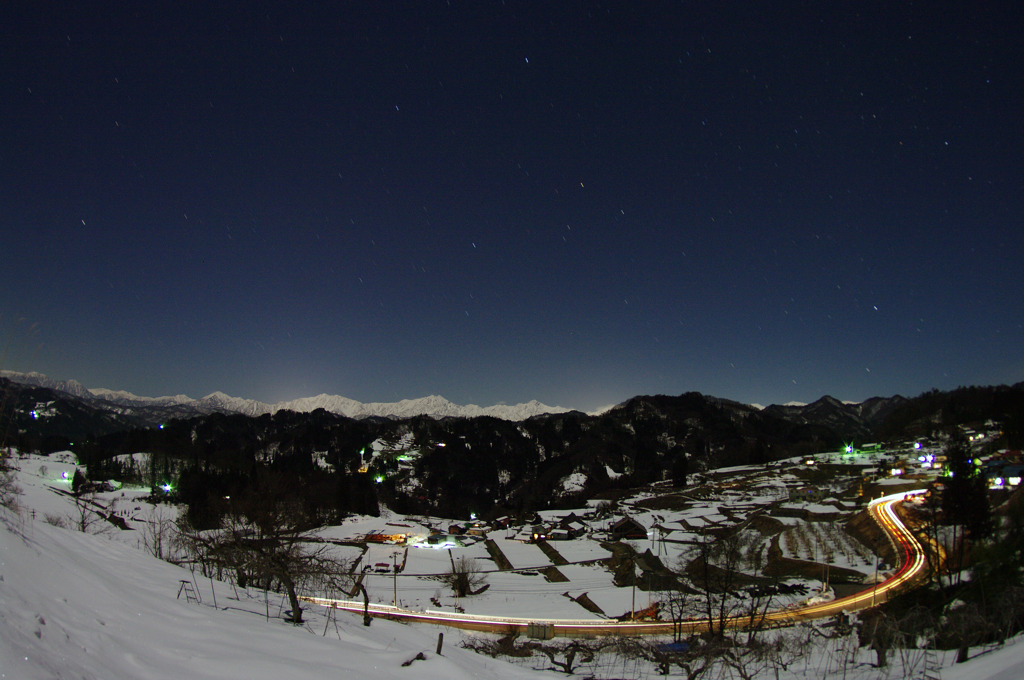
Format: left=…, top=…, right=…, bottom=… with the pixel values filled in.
left=0, top=456, right=557, bottom=680
left=0, top=370, right=94, bottom=400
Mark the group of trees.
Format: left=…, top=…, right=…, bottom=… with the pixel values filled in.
left=175, top=472, right=353, bottom=625
left=939, top=431, right=994, bottom=580
left=891, top=426, right=1024, bottom=664
left=466, top=591, right=1024, bottom=679
left=0, top=453, right=20, bottom=510
left=384, top=394, right=842, bottom=519
left=875, top=384, right=1024, bottom=443
left=915, top=428, right=996, bottom=591
left=18, top=432, right=361, bottom=627
left=74, top=410, right=383, bottom=529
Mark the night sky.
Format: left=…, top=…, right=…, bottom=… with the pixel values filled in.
left=3, top=2, right=1023, bottom=413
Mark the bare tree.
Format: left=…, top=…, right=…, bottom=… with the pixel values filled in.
left=658, top=575, right=697, bottom=644
left=178, top=493, right=351, bottom=625
left=993, top=586, right=1024, bottom=643
left=446, top=555, right=487, bottom=598
left=42, top=513, right=67, bottom=528
left=141, top=503, right=175, bottom=560
left=69, top=490, right=109, bottom=534
left=739, top=539, right=777, bottom=644
left=615, top=636, right=721, bottom=680
left=460, top=632, right=536, bottom=659
left=723, top=636, right=794, bottom=680
left=893, top=606, right=935, bottom=676
left=687, top=528, right=755, bottom=638
left=858, top=608, right=898, bottom=668
left=857, top=604, right=938, bottom=673
left=0, top=454, right=21, bottom=510
left=463, top=635, right=613, bottom=675
left=943, top=600, right=992, bottom=664
left=530, top=639, right=614, bottom=674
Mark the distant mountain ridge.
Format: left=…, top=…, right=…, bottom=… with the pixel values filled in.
left=6, top=370, right=1022, bottom=449
left=6, top=370, right=1024, bottom=519
left=0, top=370, right=571, bottom=423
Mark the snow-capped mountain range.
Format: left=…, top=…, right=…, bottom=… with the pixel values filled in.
left=0, top=370, right=571, bottom=422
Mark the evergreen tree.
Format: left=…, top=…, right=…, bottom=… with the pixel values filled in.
left=940, top=430, right=993, bottom=585
left=71, top=468, right=86, bottom=496
left=941, top=430, right=993, bottom=542
left=671, top=449, right=689, bottom=488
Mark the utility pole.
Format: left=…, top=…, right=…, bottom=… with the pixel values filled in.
left=631, top=555, right=636, bottom=621
left=872, top=551, right=879, bottom=606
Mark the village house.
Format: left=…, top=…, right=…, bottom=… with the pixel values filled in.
left=492, top=516, right=514, bottom=529
left=556, top=512, right=589, bottom=538
left=609, top=516, right=647, bottom=541
left=363, top=530, right=409, bottom=545
left=788, top=486, right=830, bottom=503
left=466, top=522, right=489, bottom=537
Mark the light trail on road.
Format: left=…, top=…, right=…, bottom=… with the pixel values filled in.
left=301, top=491, right=931, bottom=637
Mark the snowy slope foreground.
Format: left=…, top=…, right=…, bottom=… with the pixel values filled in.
left=0, top=512, right=566, bottom=680
left=0, top=461, right=559, bottom=680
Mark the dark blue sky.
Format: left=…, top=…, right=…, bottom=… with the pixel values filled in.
left=3, top=2, right=1023, bottom=412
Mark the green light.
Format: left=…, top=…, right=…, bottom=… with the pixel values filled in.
left=161, top=483, right=173, bottom=492
left=374, top=475, right=384, bottom=484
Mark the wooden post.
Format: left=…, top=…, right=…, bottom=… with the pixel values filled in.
left=191, top=570, right=202, bottom=604
left=436, top=632, right=444, bottom=655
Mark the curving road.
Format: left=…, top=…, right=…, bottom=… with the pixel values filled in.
left=301, top=491, right=931, bottom=636
left=771, top=490, right=931, bottom=625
